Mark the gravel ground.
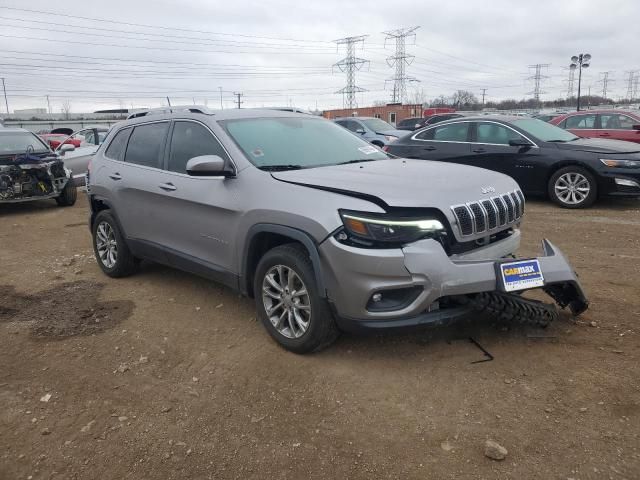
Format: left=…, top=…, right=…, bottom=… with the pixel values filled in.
left=1, top=194, right=639, bottom=480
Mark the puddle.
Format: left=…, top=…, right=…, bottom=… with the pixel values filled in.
left=0, top=281, right=134, bottom=339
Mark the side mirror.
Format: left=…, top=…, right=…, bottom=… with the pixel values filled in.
left=632, top=124, right=640, bottom=131
left=508, top=138, right=534, bottom=147
left=186, top=155, right=231, bottom=177
left=59, top=143, right=75, bottom=153
left=355, top=128, right=366, bottom=134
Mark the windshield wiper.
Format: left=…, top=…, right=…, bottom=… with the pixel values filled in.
left=258, top=164, right=304, bottom=171
left=337, top=158, right=379, bottom=165
left=547, top=139, right=569, bottom=143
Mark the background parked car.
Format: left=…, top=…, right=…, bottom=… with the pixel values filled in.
left=333, top=117, right=405, bottom=147
left=532, top=113, right=564, bottom=123
left=385, top=116, right=640, bottom=208
left=550, top=110, right=640, bottom=143
left=38, top=133, right=82, bottom=150
left=55, top=126, right=110, bottom=185
left=397, top=113, right=465, bottom=131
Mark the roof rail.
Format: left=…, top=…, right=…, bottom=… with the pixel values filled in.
left=126, top=105, right=214, bottom=119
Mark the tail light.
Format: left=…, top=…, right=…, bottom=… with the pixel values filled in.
left=382, top=145, right=389, bottom=152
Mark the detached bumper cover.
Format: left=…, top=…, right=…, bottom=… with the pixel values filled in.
left=320, top=234, right=588, bottom=330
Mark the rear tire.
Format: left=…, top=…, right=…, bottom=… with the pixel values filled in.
left=254, top=243, right=338, bottom=354
left=548, top=166, right=597, bottom=209
left=92, top=210, right=138, bottom=278
left=55, top=181, right=77, bottom=207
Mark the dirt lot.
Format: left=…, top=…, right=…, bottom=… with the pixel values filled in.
left=1, top=194, right=639, bottom=480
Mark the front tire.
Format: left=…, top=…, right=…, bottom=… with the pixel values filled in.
left=254, top=244, right=338, bottom=354
left=92, top=210, right=138, bottom=278
left=55, top=181, right=77, bottom=207
left=548, top=166, right=597, bottom=209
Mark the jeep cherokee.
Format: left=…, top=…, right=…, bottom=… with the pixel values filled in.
left=88, top=107, right=588, bottom=353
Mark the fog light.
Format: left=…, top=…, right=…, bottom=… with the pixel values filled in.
left=372, top=293, right=383, bottom=302
left=614, top=178, right=640, bottom=188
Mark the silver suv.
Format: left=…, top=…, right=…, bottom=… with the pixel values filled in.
left=88, top=107, right=588, bottom=353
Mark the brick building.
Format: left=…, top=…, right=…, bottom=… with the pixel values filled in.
left=322, top=103, right=423, bottom=126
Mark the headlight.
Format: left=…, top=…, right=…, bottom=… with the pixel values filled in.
left=338, top=210, right=446, bottom=247
left=384, top=135, right=398, bottom=142
left=600, top=159, right=640, bottom=168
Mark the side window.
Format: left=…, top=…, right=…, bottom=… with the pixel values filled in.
left=340, top=120, right=361, bottom=132
left=81, top=130, right=97, bottom=145
left=432, top=122, right=470, bottom=142
left=124, top=122, right=169, bottom=169
left=104, top=127, right=131, bottom=161
left=600, top=114, right=635, bottom=130
left=565, top=114, right=596, bottom=129
left=168, top=121, right=229, bottom=174
left=476, top=123, right=524, bottom=145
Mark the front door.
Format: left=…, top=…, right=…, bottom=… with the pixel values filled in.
left=463, top=122, right=542, bottom=192
left=597, top=113, right=640, bottom=143
left=562, top=113, right=598, bottom=139
left=153, top=120, right=240, bottom=281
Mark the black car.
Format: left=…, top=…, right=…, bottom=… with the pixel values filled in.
left=396, top=113, right=464, bottom=131
left=386, top=116, right=640, bottom=208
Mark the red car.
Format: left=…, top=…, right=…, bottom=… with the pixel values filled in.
left=550, top=110, right=640, bottom=143
left=38, top=134, right=82, bottom=150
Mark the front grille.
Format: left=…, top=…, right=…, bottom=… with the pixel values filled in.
left=451, top=189, right=524, bottom=237
left=452, top=206, right=473, bottom=236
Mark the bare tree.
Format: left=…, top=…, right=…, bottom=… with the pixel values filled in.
left=61, top=100, right=72, bottom=119
left=408, top=87, right=428, bottom=106
left=451, top=90, right=479, bottom=109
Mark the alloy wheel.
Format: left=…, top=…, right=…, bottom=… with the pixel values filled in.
left=554, top=172, right=590, bottom=205
left=95, top=221, right=118, bottom=268
left=261, top=265, right=311, bottom=339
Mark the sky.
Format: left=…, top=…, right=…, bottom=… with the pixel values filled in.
left=1, top=0, right=638, bottom=114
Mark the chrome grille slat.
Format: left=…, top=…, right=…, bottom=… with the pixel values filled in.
left=451, top=190, right=525, bottom=237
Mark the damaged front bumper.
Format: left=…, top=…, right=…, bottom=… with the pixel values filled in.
left=0, top=160, right=71, bottom=204
left=320, top=234, right=588, bottom=332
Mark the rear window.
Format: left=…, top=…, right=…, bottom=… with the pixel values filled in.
left=105, top=127, right=131, bottom=161
left=124, top=122, right=169, bottom=168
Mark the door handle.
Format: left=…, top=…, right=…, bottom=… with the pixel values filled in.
left=600, top=132, right=611, bottom=136
left=422, top=146, right=436, bottom=151
left=159, top=182, right=177, bottom=191
left=109, top=173, right=122, bottom=180
left=472, top=148, right=487, bottom=153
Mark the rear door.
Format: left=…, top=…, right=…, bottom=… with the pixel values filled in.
left=597, top=113, right=640, bottom=143
left=561, top=113, right=598, bottom=138
left=407, top=121, right=472, bottom=161
left=109, top=121, right=172, bottom=262
left=150, top=120, right=240, bottom=282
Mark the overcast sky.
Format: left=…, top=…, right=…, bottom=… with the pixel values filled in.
left=1, top=0, right=638, bottom=113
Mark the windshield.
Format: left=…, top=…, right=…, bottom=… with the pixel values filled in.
left=361, top=118, right=396, bottom=132
left=0, top=132, right=51, bottom=153
left=223, top=117, right=388, bottom=169
left=513, top=118, right=578, bottom=142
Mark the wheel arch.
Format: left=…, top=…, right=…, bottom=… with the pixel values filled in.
left=241, top=224, right=326, bottom=299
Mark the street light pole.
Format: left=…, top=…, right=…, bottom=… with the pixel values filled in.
left=570, top=53, right=591, bottom=111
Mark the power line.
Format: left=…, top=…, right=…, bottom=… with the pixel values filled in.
left=383, top=26, right=420, bottom=104
left=333, top=35, right=369, bottom=109
left=0, top=6, right=334, bottom=44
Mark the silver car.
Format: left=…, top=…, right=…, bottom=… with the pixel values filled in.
left=333, top=117, right=406, bottom=147
left=55, top=126, right=109, bottom=185
left=88, top=107, right=588, bottom=353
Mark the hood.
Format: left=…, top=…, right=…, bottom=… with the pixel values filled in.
left=271, top=159, right=519, bottom=211
left=377, top=129, right=406, bottom=138
left=554, top=137, right=640, bottom=154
